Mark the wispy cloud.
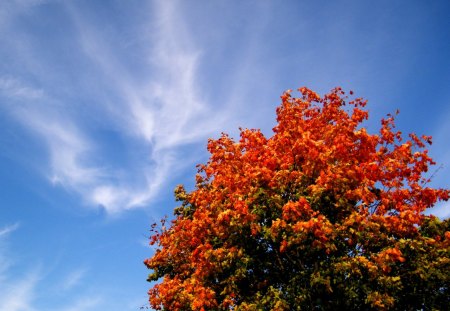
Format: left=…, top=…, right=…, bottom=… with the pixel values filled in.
left=22, top=114, right=100, bottom=187
left=0, top=77, right=44, bottom=100
left=7, top=100, right=107, bottom=204
left=0, top=222, right=20, bottom=238
left=60, top=268, right=87, bottom=291
left=57, top=296, right=102, bottom=311
left=0, top=223, right=38, bottom=311
left=0, top=0, right=231, bottom=214
left=68, top=0, right=222, bottom=147
left=0, top=224, right=19, bottom=280
left=0, top=225, right=103, bottom=311
left=0, top=270, right=39, bottom=311
left=34, top=0, right=227, bottom=213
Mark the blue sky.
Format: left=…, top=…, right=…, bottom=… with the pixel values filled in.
left=0, top=0, right=449, bottom=310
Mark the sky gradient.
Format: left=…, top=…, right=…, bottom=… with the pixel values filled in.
left=0, top=1, right=449, bottom=310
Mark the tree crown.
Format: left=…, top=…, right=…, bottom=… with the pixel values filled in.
left=145, top=87, right=449, bottom=311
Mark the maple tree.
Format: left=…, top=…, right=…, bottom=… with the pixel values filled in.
left=144, top=87, right=449, bottom=310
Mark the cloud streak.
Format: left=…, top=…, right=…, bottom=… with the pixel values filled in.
left=0, top=223, right=20, bottom=281
left=57, top=297, right=102, bottom=311
left=0, top=77, right=44, bottom=100
left=0, top=0, right=230, bottom=213
left=0, top=223, right=37, bottom=311
left=0, top=222, right=20, bottom=238
left=0, top=225, right=103, bottom=311
left=0, top=270, right=39, bottom=311
left=61, top=0, right=217, bottom=212
left=60, top=268, right=87, bottom=292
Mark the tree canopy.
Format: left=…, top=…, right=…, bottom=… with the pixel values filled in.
left=144, top=87, right=449, bottom=310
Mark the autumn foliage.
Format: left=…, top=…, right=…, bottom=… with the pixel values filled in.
left=144, top=87, right=449, bottom=310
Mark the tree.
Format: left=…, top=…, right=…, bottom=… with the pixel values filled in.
left=144, top=87, right=449, bottom=310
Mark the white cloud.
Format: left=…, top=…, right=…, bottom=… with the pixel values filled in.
left=0, top=223, right=20, bottom=281
left=67, top=0, right=221, bottom=147
left=0, top=77, right=44, bottom=100
left=0, top=0, right=253, bottom=214
left=0, top=271, right=39, bottom=311
left=0, top=225, right=103, bottom=311
left=0, top=222, right=20, bottom=238
left=27, top=0, right=226, bottom=213
left=0, top=224, right=38, bottom=311
left=43, top=123, right=100, bottom=186
left=0, top=0, right=236, bottom=215
left=12, top=106, right=104, bottom=192
left=60, top=268, right=87, bottom=292
left=57, top=297, right=102, bottom=311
